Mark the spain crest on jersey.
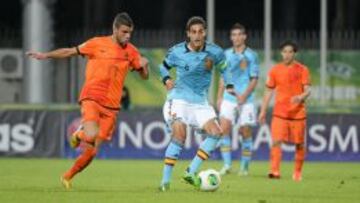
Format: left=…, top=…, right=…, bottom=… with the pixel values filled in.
left=205, top=57, right=214, bottom=70
left=239, top=58, right=248, bottom=70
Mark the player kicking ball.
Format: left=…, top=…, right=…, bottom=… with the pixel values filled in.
left=258, top=40, right=311, bottom=181
left=217, top=23, right=259, bottom=176
left=158, top=16, right=233, bottom=191
left=27, top=12, right=149, bottom=189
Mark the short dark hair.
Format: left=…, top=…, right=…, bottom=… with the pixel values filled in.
left=186, top=16, right=207, bottom=31
left=113, top=12, right=134, bottom=28
left=280, top=40, right=298, bottom=52
left=230, top=23, right=246, bottom=33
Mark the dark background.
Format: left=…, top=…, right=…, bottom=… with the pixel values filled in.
left=2, top=0, right=360, bottom=31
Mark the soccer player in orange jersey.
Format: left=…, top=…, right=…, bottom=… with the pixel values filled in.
left=26, top=12, right=149, bottom=189
left=258, top=40, right=311, bottom=181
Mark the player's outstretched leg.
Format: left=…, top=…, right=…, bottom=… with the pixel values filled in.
left=219, top=135, right=232, bottom=175
left=239, top=137, right=253, bottom=176
left=218, top=117, right=233, bottom=175
left=70, top=125, right=98, bottom=149
left=268, top=141, right=282, bottom=179
left=61, top=144, right=97, bottom=189
left=61, top=122, right=99, bottom=189
left=159, top=139, right=184, bottom=191
left=293, top=143, right=305, bottom=181
left=239, top=126, right=253, bottom=176
left=160, top=120, right=186, bottom=191
left=184, top=127, right=220, bottom=188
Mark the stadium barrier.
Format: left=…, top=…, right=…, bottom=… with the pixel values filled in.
left=1, top=109, right=359, bottom=161
left=0, top=110, right=62, bottom=157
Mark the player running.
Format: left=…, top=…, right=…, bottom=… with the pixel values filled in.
left=158, top=16, right=233, bottom=191
left=26, top=12, right=149, bottom=189
left=217, top=23, right=259, bottom=176
left=258, top=40, right=311, bottom=181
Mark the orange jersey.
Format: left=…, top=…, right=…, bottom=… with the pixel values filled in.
left=266, top=61, right=311, bottom=119
left=77, top=36, right=142, bottom=109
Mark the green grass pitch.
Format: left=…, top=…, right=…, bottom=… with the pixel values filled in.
left=0, top=159, right=359, bottom=203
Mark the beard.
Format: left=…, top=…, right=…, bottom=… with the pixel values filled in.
left=115, top=36, right=129, bottom=46
left=191, top=40, right=204, bottom=49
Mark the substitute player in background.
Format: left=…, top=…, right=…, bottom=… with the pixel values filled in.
left=217, top=23, right=259, bottom=176
left=258, top=40, right=311, bottom=181
left=27, top=12, right=149, bottom=189
left=158, top=16, right=233, bottom=191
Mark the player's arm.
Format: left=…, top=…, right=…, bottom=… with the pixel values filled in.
left=129, top=47, right=149, bottom=80
left=217, top=78, right=225, bottom=111
left=237, top=77, right=258, bottom=104
left=159, top=60, right=174, bottom=90
left=237, top=52, right=260, bottom=104
left=292, top=67, right=311, bottom=104
left=292, top=85, right=311, bottom=104
left=216, top=53, right=234, bottom=95
left=160, top=48, right=177, bottom=90
left=259, top=66, right=275, bottom=124
left=136, top=56, right=149, bottom=80
left=258, top=87, right=274, bottom=125
left=302, top=85, right=311, bottom=100
left=26, top=48, right=78, bottom=60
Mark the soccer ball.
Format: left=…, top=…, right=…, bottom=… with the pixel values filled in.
left=198, top=169, right=221, bottom=192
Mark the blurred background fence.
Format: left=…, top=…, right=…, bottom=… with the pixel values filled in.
left=1, top=28, right=360, bottom=49
left=0, top=28, right=360, bottom=113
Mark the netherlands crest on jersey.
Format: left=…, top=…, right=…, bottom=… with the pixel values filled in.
left=124, top=51, right=129, bottom=60
left=205, top=57, right=214, bottom=70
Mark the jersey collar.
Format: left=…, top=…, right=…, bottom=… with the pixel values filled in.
left=232, top=46, right=247, bottom=54
left=185, top=42, right=207, bottom=53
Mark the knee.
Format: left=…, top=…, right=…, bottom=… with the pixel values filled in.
left=84, top=129, right=98, bottom=137
left=83, top=122, right=99, bottom=138
left=171, top=128, right=187, bottom=144
left=209, top=126, right=223, bottom=137
left=220, top=118, right=231, bottom=135
left=221, top=126, right=230, bottom=136
left=240, top=126, right=252, bottom=139
left=171, top=135, right=186, bottom=145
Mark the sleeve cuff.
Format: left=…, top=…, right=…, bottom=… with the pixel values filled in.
left=162, top=76, right=171, bottom=85
left=75, top=46, right=82, bottom=56
left=266, top=84, right=275, bottom=89
left=163, top=61, right=172, bottom=70
left=225, top=84, right=234, bottom=89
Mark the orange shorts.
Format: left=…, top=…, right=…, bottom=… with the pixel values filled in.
left=271, top=116, right=306, bottom=144
left=80, top=100, right=118, bottom=141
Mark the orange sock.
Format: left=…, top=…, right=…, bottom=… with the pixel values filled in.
left=294, top=145, right=306, bottom=173
left=270, top=146, right=282, bottom=175
left=63, top=147, right=97, bottom=180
